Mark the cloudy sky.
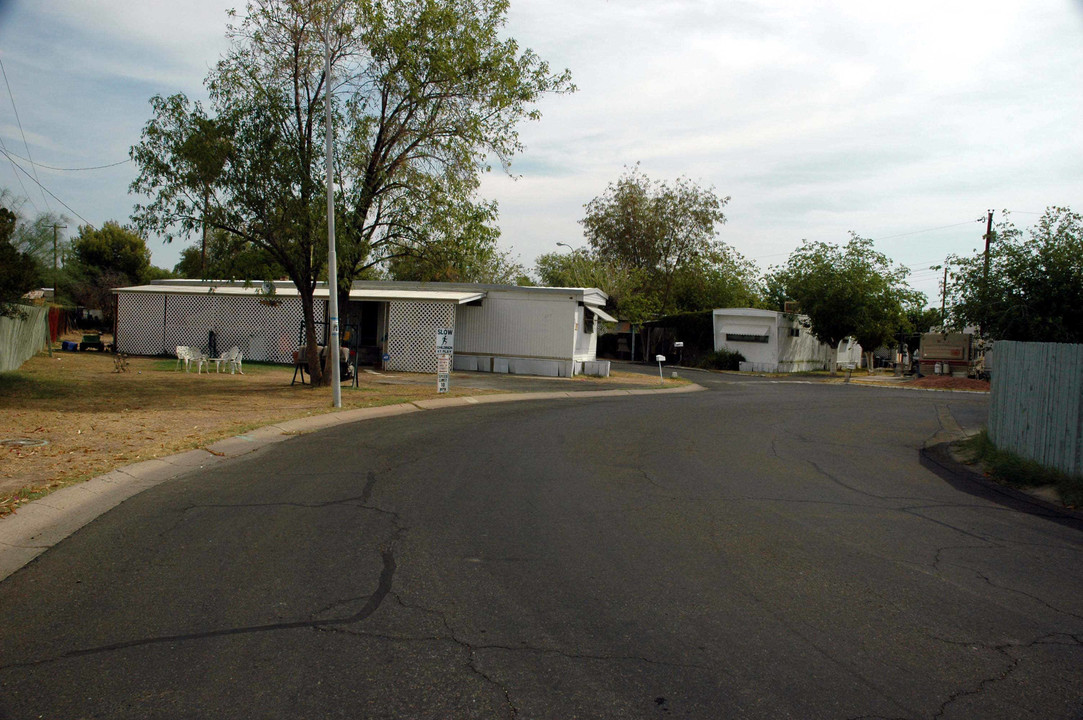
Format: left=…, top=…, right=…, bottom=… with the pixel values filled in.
left=1, top=0, right=1081, bottom=303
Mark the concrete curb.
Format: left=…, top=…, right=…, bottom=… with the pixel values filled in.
left=920, top=441, right=1083, bottom=528
left=0, top=382, right=703, bottom=582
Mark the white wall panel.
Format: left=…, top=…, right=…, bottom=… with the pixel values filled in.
left=455, top=294, right=574, bottom=360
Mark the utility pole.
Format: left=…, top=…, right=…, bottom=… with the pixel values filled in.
left=52, top=223, right=67, bottom=295
left=940, top=264, right=948, bottom=327
left=324, top=1, right=345, bottom=408
left=981, top=210, right=994, bottom=334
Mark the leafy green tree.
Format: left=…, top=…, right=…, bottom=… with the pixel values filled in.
left=386, top=199, right=524, bottom=283
left=132, top=0, right=571, bottom=386
left=669, top=244, right=762, bottom=313
left=534, top=248, right=648, bottom=320
left=580, top=165, right=734, bottom=316
left=0, top=188, right=73, bottom=295
left=0, top=206, right=41, bottom=317
left=769, top=234, right=922, bottom=374
left=906, top=305, right=944, bottom=335
left=66, top=222, right=170, bottom=325
left=173, top=229, right=286, bottom=282
left=945, top=207, right=1083, bottom=342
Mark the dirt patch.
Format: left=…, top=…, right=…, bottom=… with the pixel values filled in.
left=905, top=376, right=990, bottom=392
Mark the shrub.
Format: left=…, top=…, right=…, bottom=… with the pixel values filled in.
left=695, top=349, right=745, bottom=371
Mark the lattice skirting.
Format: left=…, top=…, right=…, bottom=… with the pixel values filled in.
left=386, top=301, right=455, bottom=373
left=116, top=292, right=324, bottom=364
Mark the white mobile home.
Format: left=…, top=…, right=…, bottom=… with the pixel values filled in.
left=712, top=308, right=861, bottom=372
left=113, top=280, right=615, bottom=378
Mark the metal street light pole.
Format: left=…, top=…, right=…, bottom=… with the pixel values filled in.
left=324, top=2, right=344, bottom=408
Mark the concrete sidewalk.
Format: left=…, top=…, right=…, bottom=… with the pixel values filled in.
left=0, top=380, right=703, bottom=582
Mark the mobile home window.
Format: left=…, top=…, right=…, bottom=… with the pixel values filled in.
left=726, top=333, right=769, bottom=343
left=788, top=328, right=800, bottom=337
left=583, top=311, right=595, bottom=333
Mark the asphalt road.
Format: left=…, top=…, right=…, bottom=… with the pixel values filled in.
left=1, top=375, right=1081, bottom=719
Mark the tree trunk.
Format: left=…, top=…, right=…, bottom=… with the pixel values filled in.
left=300, top=293, right=324, bottom=387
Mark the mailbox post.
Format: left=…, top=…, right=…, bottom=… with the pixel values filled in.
left=655, top=354, right=666, bottom=384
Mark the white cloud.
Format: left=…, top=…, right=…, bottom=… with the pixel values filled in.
left=0, top=0, right=1079, bottom=291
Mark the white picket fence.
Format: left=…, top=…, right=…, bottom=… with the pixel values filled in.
left=988, top=341, right=1083, bottom=477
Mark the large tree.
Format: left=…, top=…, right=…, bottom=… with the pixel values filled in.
left=945, top=207, right=1083, bottom=342
left=0, top=206, right=41, bottom=317
left=385, top=198, right=525, bottom=284
left=131, top=0, right=571, bottom=386
left=580, top=165, right=734, bottom=317
left=535, top=247, right=648, bottom=319
left=0, top=188, right=73, bottom=297
left=66, top=222, right=170, bottom=326
left=173, top=229, right=287, bottom=282
left=769, top=234, right=922, bottom=374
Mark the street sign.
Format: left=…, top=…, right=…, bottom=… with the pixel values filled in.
left=437, top=355, right=451, bottom=374
left=436, top=327, right=454, bottom=356
left=437, top=373, right=450, bottom=393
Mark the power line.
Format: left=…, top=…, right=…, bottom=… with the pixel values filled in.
left=0, top=134, right=37, bottom=212
left=0, top=148, right=130, bottom=172
left=869, top=218, right=984, bottom=242
left=0, top=146, right=94, bottom=228
left=0, top=55, right=49, bottom=211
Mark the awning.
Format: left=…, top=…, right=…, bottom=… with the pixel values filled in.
left=343, top=288, right=486, bottom=304
left=114, top=284, right=486, bottom=305
left=586, top=305, right=618, bottom=323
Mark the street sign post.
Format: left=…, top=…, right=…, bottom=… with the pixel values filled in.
left=436, top=328, right=454, bottom=393
left=436, top=328, right=454, bottom=356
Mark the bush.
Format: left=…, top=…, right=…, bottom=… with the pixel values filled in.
left=695, top=349, right=745, bottom=371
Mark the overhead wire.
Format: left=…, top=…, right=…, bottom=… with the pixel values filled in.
left=0, top=148, right=130, bottom=172
left=869, top=218, right=985, bottom=242
left=0, top=133, right=37, bottom=212
left=0, top=146, right=94, bottom=228
left=0, top=55, right=49, bottom=211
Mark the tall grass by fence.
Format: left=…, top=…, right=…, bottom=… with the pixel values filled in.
left=0, top=305, right=51, bottom=372
left=988, top=341, right=1083, bottom=477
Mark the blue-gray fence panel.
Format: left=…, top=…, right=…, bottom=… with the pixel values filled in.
left=988, top=341, right=1083, bottom=477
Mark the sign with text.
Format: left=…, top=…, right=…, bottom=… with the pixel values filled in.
left=436, top=327, right=454, bottom=356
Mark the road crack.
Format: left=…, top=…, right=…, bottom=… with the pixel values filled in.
left=928, top=633, right=1083, bottom=718
left=2, top=519, right=402, bottom=671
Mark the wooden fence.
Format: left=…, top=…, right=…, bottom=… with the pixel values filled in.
left=988, top=341, right=1083, bottom=477
left=0, top=305, right=50, bottom=372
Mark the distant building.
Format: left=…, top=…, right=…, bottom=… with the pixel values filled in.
left=712, top=308, right=861, bottom=372
left=20, top=287, right=54, bottom=305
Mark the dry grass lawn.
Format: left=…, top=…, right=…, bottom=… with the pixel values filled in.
left=0, top=349, right=492, bottom=516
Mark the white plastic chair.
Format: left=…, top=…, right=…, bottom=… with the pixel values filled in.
left=212, top=346, right=244, bottom=374
left=175, top=346, right=191, bottom=372
left=229, top=349, right=244, bottom=375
